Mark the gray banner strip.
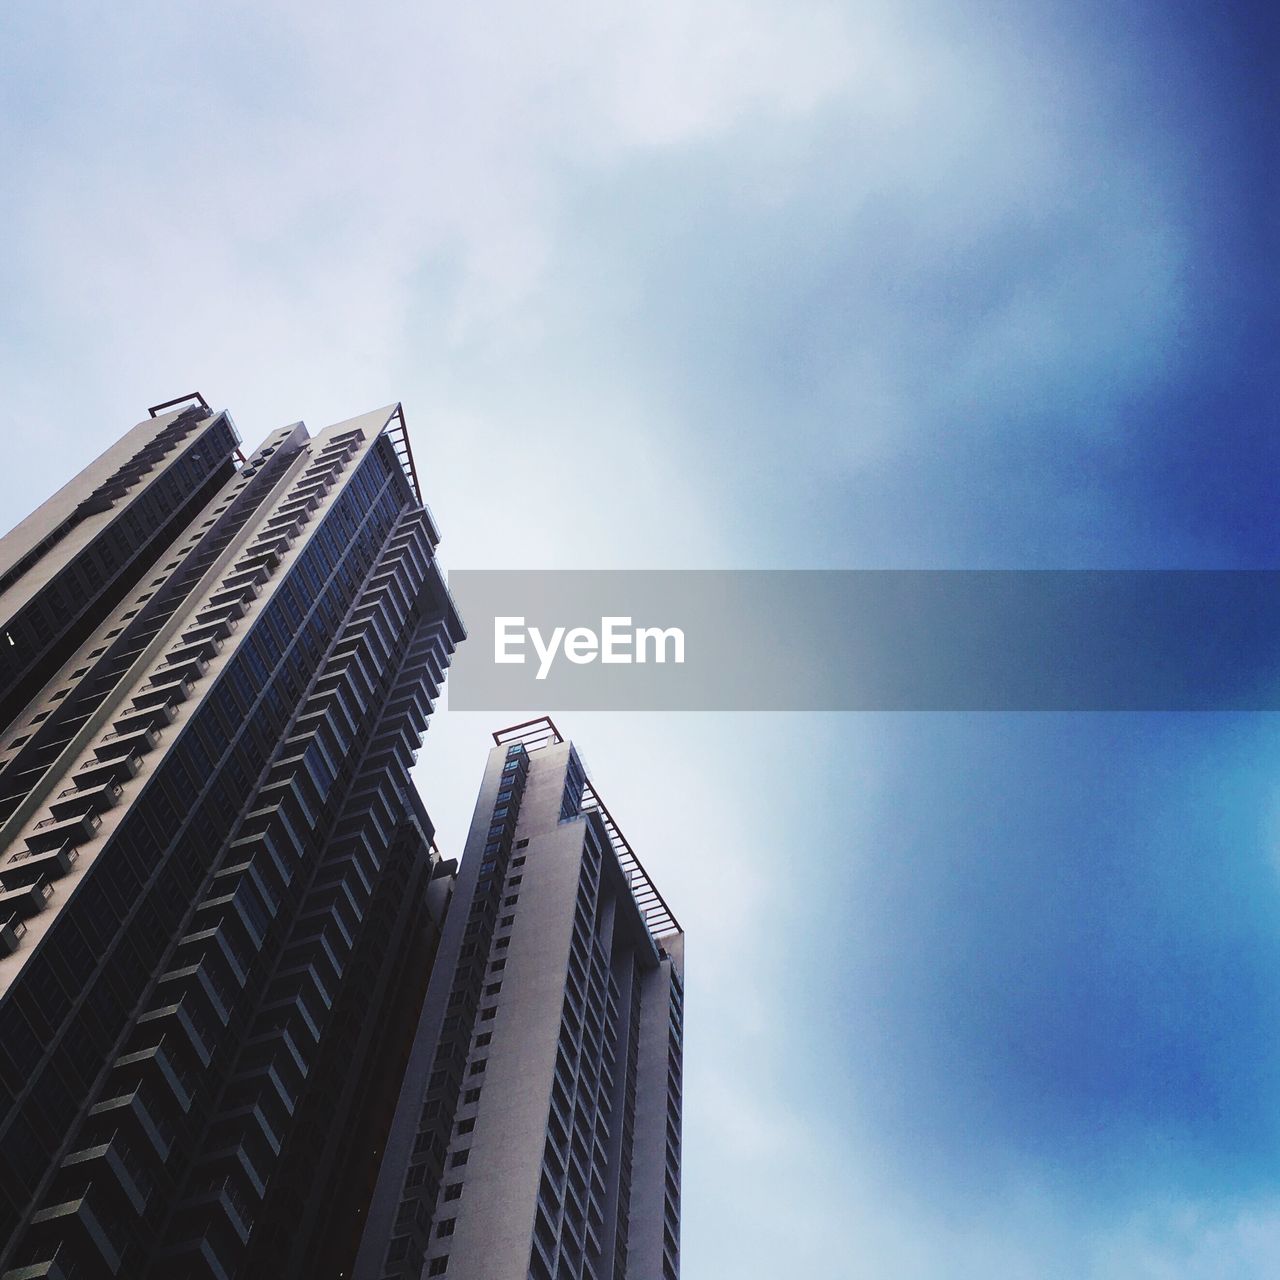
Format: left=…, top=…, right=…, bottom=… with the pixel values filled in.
left=445, top=570, right=1280, bottom=711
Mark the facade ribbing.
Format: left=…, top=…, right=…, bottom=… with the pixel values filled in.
left=0, top=399, right=464, bottom=1280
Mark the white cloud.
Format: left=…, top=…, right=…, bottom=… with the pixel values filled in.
left=0, top=5, right=1241, bottom=1276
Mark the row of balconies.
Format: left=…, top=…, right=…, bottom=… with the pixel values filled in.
left=275, top=491, right=321, bottom=522
left=179, top=615, right=237, bottom=648
left=316, top=434, right=362, bottom=463
left=206, top=581, right=259, bottom=614
left=261, top=445, right=358, bottom=558
left=219, top=562, right=271, bottom=595
left=284, top=470, right=339, bottom=509
left=34, top=574, right=236, bottom=929
left=9, top=512, right=269, bottom=943
left=75, top=471, right=417, bottom=1270
left=5, top=680, right=183, bottom=937
left=2, top=1025, right=209, bottom=1276
left=84, top=413, right=201, bottom=508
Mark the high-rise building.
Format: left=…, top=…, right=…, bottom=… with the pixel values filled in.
left=0, top=396, right=465, bottom=1280
left=353, top=717, right=684, bottom=1280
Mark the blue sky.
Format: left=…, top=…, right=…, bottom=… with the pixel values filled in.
left=2, top=1, right=1279, bottom=1275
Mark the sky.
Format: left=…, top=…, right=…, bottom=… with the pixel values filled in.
left=1, top=1, right=1279, bottom=1275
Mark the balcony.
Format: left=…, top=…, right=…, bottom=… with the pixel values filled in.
left=181, top=618, right=236, bottom=646
left=164, top=636, right=222, bottom=666
left=135, top=998, right=217, bottom=1069
left=4, top=1246, right=92, bottom=1279
left=92, top=726, right=160, bottom=761
left=26, top=809, right=101, bottom=851
left=148, top=655, right=208, bottom=685
left=317, top=438, right=358, bottom=459
left=72, top=752, right=141, bottom=790
left=194, top=598, right=247, bottom=627
left=184, top=1175, right=256, bottom=1244
left=207, top=583, right=260, bottom=610
left=219, top=566, right=270, bottom=593
left=233, top=550, right=282, bottom=580
left=133, top=677, right=193, bottom=707
left=248, top=532, right=293, bottom=558
left=1, top=844, right=79, bottom=889
left=109, top=700, right=178, bottom=737
left=59, top=1138, right=154, bottom=1216
left=264, top=513, right=303, bottom=535
left=276, top=493, right=320, bottom=516
left=26, top=1194, right=124, bottom=1274
left=0, top=912, right=26, bottom=955
left=50, top=780, right=123, bottom=821
left=0, top=881, right=54, bottom=919
left=87, top=1087, right=176, bottom=1162
left=113, top=1038, right=200, bottom=1112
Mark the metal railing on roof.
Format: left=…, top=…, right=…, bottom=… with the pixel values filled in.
left=493, top=717, right=565, bottom=752
left=578, top=779, right=681, bottom=941
left=147, top=392, right=210, bottom=418
left=490, top=716, right=682, bottom=940
left=384, top=404, right=424, bottom=507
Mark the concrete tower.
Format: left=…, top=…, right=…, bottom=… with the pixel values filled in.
left=355, top=717, right=683, bottom=1280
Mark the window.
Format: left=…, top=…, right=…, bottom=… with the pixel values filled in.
left=500, top=915, right=514, bottom=927
left=428, top=1257, right=449, bottom=1276
left=473, top=1034, right=491, bottom=1049
left=469, top=1060, right=487, bottom=1074
left=509, top=875, right=523, bottom=886
left=511, top=856, right=525, bottom=867
left=457, top=1117, right=476, bottom=1134
left=450, top=1150, right=469, bottom=1168
left=516, top=838, right=529, bottom=849
left=484, top=983, right=502, bottom=996
left=463, top=1088, right=481, bottom=1104
left=503, top=895, right=518, bottom=907
left=480, top=1008, right=496, bottom=1022
left=444, top=1183, right=463, bottom=1201
left=437, top=1218, right=456, bottom=1238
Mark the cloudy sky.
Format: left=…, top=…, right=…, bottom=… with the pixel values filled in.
left=2, top=1, right=1278, bottom=1275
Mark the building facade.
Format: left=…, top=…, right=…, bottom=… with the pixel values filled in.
left=354, top=717, right=684, bottom=1280
left=0, top=397, right=464, bottom=1280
